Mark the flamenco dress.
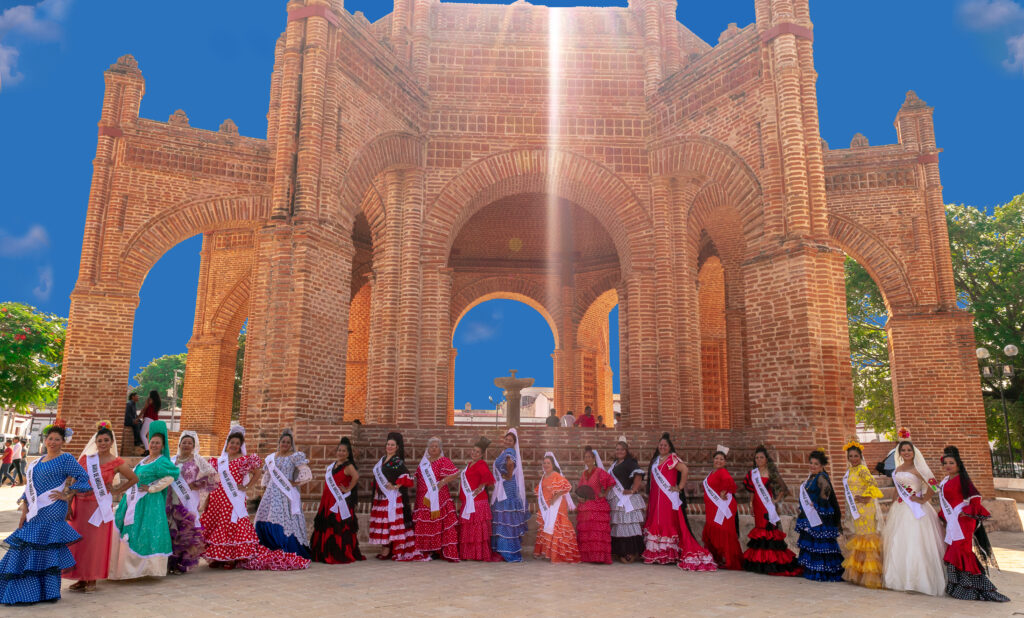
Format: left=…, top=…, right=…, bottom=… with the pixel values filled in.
left=167, top=457, right=216, bottom=573
left=458, top=459, right=499, bottom=561
left=255, top=451, right=312, bottom=559
left=840, top=464, right=884, bottom=589
left=794, top=472, right=843, bottom=581
left=533, top=473, right=581, bottom=563
left=938, top=477, right=1009, bottom=602
left=413, top=456, right=460, bottom=561
left=110, top=454, right=181, bottom=579
left=64, top=455, right=123, bottom=581
left=309, top=462, right=365, bottom=564
left=741, top=470, right=801, bottom=576
left=642, top=454, right=717, bottom=571
left=576, top=466, right=615, bottom=564
left=490, top=448, right=529, bottom=562
left=701, top=467, right=743, bottom=570
left=368, top=456, right=428, bottom=561
left=0, top=453, right=90, bottom=605
left=606, top=457, right=646, bottom=559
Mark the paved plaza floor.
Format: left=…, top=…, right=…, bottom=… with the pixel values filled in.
left=2, top=486, right=1023, bottom=617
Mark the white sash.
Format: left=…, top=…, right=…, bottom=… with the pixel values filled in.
left=169, top=456, right=201, bottom=520
left=492, top=457, right=509, bottom=504
left=537, top=480, right=565, bottom=535
left=606, top=461, right=636, bottom=514
left=266, top=454, right=302, bottom=517
left=938, top=477, right=968, bottom=545
left=123, top=463, right=144, bottom=526
left=418, top=456, right=441, bottom=516
left=799, top=480, right=823, bottom=528
left=85, top=454, right=116, bottom=527
left=751, top=468, right=781, bottom=525
left=25, top=457, right=58, bottom=522
left=842, top=470, right=861, bottom=521
left=325, top=463, right=352, bottom=520
left=373, top=457, right=400, bottom=521
left=893, top=475, right=925, bottom=519
left=703, top=474, right=734, bottom=525
left=652, top=457, right=682, bottom=511
left=460, top=466, right=476, bottom=520
left=218, top=454, right=250, bottom=523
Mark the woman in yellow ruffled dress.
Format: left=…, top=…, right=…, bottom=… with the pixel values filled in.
left=840, top=440, right=884, bottom=588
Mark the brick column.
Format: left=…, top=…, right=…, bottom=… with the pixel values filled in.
left=396, top=170, right=425, bottom=424
left=620, top=271, right=660, bottom=427
left=888, top=311, right=992, bottom=494
left=365, top=173, right=403, bottom=423
left=180, top=335, right=236, bottom=450
left=57, top=286, right=138, bottom=451
left=417, top=264, right=453, bottom=425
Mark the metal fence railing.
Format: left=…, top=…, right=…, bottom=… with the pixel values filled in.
left=990, top=450, right=1024, bottom=478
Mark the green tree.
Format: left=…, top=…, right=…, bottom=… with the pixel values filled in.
left=0, top=302, right=66, bottom=411
left=232, top=332, right=245, bottom=420
left=844, top=257, right=895, bottom=435
left=947, top=195, right=1024, bottom=453
left=133, top=353, right=186, bottom=409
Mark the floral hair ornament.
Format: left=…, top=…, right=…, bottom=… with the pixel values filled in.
left=897, top=427, right=911, bottom=440
left=96, top=420, right=112, bottom=430
left=42, top=418, right=72, bottom=440
left=843, top=438, right=863, bottom=452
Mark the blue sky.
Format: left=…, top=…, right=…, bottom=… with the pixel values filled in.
left=1, top=0, right=1022, bottom=409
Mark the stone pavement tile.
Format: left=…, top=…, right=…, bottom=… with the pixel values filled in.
left=1, top=485, right=1023, bottom=617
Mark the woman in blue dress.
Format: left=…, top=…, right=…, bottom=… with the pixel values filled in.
left=794, top=449, right=844, bottom=582
left=490, top=428, right=528, bottom=562
left=1, top=422, right=90, bottom=605
left=255, top=428, right=312, bottom=559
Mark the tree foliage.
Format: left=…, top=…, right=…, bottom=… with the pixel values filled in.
left=844, top=257, right=895, bottom=435
left=132, top=353, right=186, bottom=408
left=947, top=195, right=1024, bottom=453
left=0, top=302, right=66, bottom=411
left=232, top=332, right=245, bottom=420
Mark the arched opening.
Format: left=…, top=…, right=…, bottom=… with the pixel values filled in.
left=844, top=255, right=894, bottom=437
left=698, top=246, right=729, bottom=429
left=452, top=298, right=557, bottom=424
left=447, top=192, right=622, bottom=424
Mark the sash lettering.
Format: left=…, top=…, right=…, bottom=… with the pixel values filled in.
left=938, top=477, right=968, bottom=545
left=491, top=456, right=510, bottom=504
left=373, top=458, right=400, bottom=521
left=85, top=454, right=115, bottom=527
left=702, top=474, right=734, bottom=525
left=266, top=454, right=302, bottom=517
left=460, top=467, right=476, bottom=520
left=799, top=480, right=823, bottom=528
left=218, top=455, right=249, bottom=523
left=324, top=463, right=352, bottom=520
left=842, top=470, right=861, bottom=521
left=893, top=476, right=925, bottom=520
left=652, top=456, right=682, bottom=511
left=123, top=463, right=144, bottom=526
left=25, top=458, right=58, bottom=522
left=751, top=468, right=781, bottom=525
left=418, top=456, right=441, bottom=516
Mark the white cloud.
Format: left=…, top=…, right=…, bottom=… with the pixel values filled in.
left=960, top=0, right=1024, bottom=30
left=0, top=224, right=49, bottom=256
left=32, top=265, right=53, bottom=301
left=460, top=322, right=496, bottom=344
left=1006, top=32, right=1024, bottom=73
left=0, top=0, right=71, bottom=91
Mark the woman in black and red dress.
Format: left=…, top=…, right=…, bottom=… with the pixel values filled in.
left=368, top=432, right=427, bottom=561
left=741, top=445, right=801, bottom=576
left=938, top=446, right=1009, bottom=602
left=309, top=437, right=364, bottom=564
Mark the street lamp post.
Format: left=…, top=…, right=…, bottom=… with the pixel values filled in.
left=977, top=344, right=1020, bottom=471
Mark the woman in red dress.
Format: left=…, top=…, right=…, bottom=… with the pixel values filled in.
left=369, top=431, right=428, bottom=561
left=413, top=437, right=460, bottom=561
left=309, top=437, right=364, bottom=564
left=576, top=446, right=616, bottom=564
left=533, top=452, right=580, bottom=564
left=701, top=448, right=743, bottom=570
left=64, top=421, right=138, bottom=593
left=201, top=427, right=310, bottom=571
left=643, top=433, right=717, bottom=571
left=458, top=436, right=498, bottom=561
left=938, top=446, right=1009, bottom=602
left=741, top=445, right=800, bottom=576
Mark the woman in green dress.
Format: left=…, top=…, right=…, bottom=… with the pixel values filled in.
left=110, top=420, right=180, bottom=579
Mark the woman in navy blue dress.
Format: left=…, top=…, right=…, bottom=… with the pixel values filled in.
left=0, top=423, right=90, bottom=605
left=794, top=449, right=843, bottom=582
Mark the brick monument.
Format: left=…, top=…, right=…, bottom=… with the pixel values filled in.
left=58, top=0, right=991, bottom=491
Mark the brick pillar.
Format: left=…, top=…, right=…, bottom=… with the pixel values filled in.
left=418, top=265, right=454, bottom=425
left=620, top=271, right=660, bottom=427
left=724, top=307, right=747, bottom=428
left=396, top=170, right=424, bottom=424
left=365, top=173, right=403, bottom=424
left=651, top=177, right=682, bottom=425
left=241, top=221, right=354, bottom=451
left=180, top=335, right=236, bottom=449
left=634, top=0, right=663, bottom=97
left=888, top=311, right=992, bottom=494
left=58, top=287, right=138, bottom=451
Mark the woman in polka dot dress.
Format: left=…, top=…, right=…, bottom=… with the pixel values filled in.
left=413, top=437, right=460, bottom=561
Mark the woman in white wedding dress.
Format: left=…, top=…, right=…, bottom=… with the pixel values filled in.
left=882, top=436, right=946, bottom=596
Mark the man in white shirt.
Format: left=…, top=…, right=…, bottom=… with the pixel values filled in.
left=561, top=411, right=576, bottom=427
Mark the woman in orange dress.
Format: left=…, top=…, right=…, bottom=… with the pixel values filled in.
left=64, top=421, right=138, bottom=593
left=533, top=452, right=580, bottom=564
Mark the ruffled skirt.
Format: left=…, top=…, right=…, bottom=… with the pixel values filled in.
left=309, top=508, right=364, bottom=565
left=842, top=531, right=883, bottom=589
left=577, top=499, right=612, bottom=564
left=413, top=495, right=459, bottom=561
left=368, top=496, right=428, bottom=562
left=0, top=511, right=80, bottom=605
left=491, top=494, right=529, bottom=563
left=167, top=503, right=206, bottom=573
left=795, top=513, right=843, bottom=582
left=608, top=491, right=645, bottom=558
left=945, top=562, right=1009, bottom=602
left=702, top=517, right=743, bottom=570
left=742, top=525, right=801, bottom=577
left=533, top=514, right=581, bottom=564
left=458, top=500, right=498, bottom=561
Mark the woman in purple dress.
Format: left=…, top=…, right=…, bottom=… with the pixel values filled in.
left=167, top=431, right=218, bottom=573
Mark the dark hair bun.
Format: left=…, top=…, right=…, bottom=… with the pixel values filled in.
left=660, top=432, right=671, bottom=440
left=809, top=449, right=829, bottom=465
